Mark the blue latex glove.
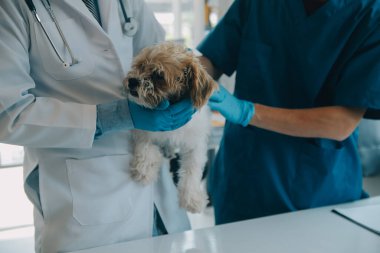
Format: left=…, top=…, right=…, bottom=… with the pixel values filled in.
left=208, top=85, right=255, bottom=126
left=96, top=99, right=195, bottom=137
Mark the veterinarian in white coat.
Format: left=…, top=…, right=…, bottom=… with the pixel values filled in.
left=0, top=1, right=192, bottom=252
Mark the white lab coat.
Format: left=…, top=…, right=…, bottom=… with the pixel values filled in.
left=0, top=1, right=190, bottom=252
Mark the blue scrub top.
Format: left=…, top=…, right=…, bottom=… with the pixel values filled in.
left=198, top=0, right=380, bottom=224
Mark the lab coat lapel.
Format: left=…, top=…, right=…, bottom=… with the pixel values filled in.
left=61, top=0, right=132, bottom=75
left=61, top=0, right=105, bottom=34
left=98, top=0, right=125, bottom=44
left=98, top=0, right=133, bottom=75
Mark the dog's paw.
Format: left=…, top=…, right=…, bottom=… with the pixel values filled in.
left=179, top=188, right=209, bottom=213
left=129, top=159, right=160, bottom=185
left=161, top=146, right=177, bottom=159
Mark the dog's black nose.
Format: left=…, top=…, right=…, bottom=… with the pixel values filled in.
left=128, top=78, right=139, bottom=91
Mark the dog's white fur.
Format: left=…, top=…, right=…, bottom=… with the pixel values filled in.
left=124, top=42, right=217, bottom=213
left=129, top=109, right=211, bottom=213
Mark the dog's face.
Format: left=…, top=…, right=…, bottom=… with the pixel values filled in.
left=124, top=42, right=217, bottom=109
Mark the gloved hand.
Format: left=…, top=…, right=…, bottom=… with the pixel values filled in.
left=208, top=84, right=255, bottom=126
left=96, top=99, right=195, bottom=137
left=128, top=99, right=196, bottom=131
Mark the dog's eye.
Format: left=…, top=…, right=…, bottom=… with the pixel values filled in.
left=151, top=71, right=164, bottom=82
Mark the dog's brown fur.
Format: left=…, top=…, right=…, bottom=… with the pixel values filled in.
left=124, top=42, right=217, bottom=108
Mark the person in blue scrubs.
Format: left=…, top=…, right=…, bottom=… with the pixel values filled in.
left=198, top=0, right=380, bottom=225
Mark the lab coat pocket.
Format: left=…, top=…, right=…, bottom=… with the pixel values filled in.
left=33, top=18, right=94, bottom=81
left=236, top=40, right=273, bottom=101
left=66, top=154, right=137, bottom=226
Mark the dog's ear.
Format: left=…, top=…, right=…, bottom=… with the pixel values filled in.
left=186, top=58, right=218, bottom=108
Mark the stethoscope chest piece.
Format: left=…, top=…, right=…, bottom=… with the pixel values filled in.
left=118, top=0, right=138, bottom=37
left=123, top=17, right=138, bottom=37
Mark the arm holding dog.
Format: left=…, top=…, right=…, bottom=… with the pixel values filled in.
left=95, top=98, right=195, bottom=137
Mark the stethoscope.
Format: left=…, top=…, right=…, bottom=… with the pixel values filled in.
left=118, top=0, right=139, bottom=37
left=25, top=0, right=139, bottom=67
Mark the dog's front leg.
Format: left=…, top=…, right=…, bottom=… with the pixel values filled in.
left=130, top=139, right=163, bottom=185
left=177, top=143, right=209, bottom=213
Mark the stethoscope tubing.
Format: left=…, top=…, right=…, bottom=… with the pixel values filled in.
left=119, top=0, right=130, bottom=22
left=25, top=0, right=78, bottom=67
left=24, top=0, right=138, bottom=67
left=35, top=12, right=68, bottom=65
left=41, top=0, right=79, bottom=66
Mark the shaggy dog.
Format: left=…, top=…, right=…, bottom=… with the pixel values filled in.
left=124, top=42, right=217, bottom=213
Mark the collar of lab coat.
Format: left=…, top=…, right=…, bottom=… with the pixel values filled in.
left=61, top=0, right=130, bottom=74
left=62, top=0, right=102, bottom=28
left=98, top=0, right=125, bottom=38
left=61, top=0, right=123, bottom=38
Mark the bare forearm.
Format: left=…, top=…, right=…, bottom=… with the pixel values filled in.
left=251, top=104, right=365, bottom=141
left=197, top=55, right=365, bottom=140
